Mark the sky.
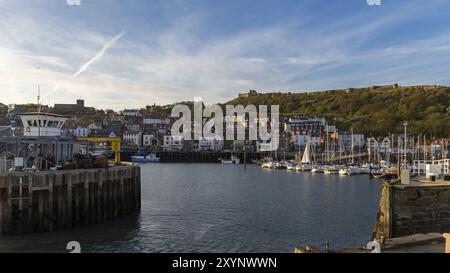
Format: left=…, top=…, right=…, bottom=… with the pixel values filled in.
left=1, top=0, right=450, bottom=110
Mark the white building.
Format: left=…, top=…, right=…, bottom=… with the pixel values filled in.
left=143, top=133, right=158, bottom=147
left=143, top=117, right=170, bottom=126
left=196, top=137, right=224, bottom=151
left=340, top=133, right=365, bottom=148
left=123, top=131, right=142, bottom=147
left=163, top=135, right=184, bottom=151
left=122, top=109, right=141, bottom=117
left=20, top=112, right=67, bottom=137
left=296, top=134, right=320, bottom=146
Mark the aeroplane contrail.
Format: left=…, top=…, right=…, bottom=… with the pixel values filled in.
left=45, top=31, right=125, bottom=97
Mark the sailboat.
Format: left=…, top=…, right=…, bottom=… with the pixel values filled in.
left=296, top=138, right=312, bottom=171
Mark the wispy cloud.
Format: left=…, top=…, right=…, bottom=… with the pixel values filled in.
left=1, top=0, right=450, bottom=110
left=46, top=31, right=125, bottom=96
left=72, top=32, right=125, bottom=79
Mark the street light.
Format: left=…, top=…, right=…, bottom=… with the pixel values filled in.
left=403, top=121, right=408, bottom=168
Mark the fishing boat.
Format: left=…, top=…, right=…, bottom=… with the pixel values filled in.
left=131, top=148, right=160, bottom=163
left=131, top=153, right=160, bottom=163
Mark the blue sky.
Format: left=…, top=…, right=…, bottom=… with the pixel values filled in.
left=1, top=0, right=450, bottom=110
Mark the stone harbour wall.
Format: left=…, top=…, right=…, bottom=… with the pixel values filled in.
left=0, top=165, right=141, bottom=234
left=373, top=182, right=450, bottom=241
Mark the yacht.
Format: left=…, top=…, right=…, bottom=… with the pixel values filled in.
left=339, top=167, right=349, bottom=176
left=360, top=164, right=371, bottom=174
left=301, top=164, right=312, bottom=171
left=324, top=165, right=340, bottom=175
left=261, top=161, right=274, bottom=169
left=273, top=161, right=286, bottom=169
left=370, top=168, right=384, bottom=178
left=347, top=165, right=361, bottom=175
left=311, top=165, right=325, bottom=173
left=297, top=138, right=313, bottom=172
left=286, top=162, right=297, bottom=171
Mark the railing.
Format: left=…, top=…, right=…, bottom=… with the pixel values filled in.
left=413, top=159, right=450, bottom=176
left=0, top=157, right=14, bottom=172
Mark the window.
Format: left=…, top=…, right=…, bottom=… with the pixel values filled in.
left=33, top=120, right=37, bottom=127
left=27, top=120, right=32, bottom=126
left=48, top=121, right=53, bottom=127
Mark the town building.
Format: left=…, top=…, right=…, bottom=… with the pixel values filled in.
left=195, top=137, right=224, bottom=151
left=163, top=135, right=184, bottom=151
left=53, top=99, right=95, bottom=116
left=123, top=131, right=142, bottom=147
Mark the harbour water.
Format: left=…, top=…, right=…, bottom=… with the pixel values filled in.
left=0, top=164, right=383, bottom=253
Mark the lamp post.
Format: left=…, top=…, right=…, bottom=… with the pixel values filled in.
left=403, top=121, right=408, bottom=169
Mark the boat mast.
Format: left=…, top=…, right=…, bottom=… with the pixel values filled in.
left=325, top=122, right=329, bottom=162
left=37, top=67, right=41, bottom=137
left=351, top=128, right=354, bottom=165
left=424, top=134, right=427, bottom=161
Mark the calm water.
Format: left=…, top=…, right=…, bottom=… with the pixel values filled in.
left=0, top=164, right=383, bottom=253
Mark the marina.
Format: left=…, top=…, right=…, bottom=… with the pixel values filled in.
left=0, top=163, right=383, bottom=253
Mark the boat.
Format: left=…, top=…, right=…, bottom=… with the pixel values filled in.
left=347, top=165, right=361, bottom=175
left=369, top=168, right=383, bottom=178
left=311, top=165, right=325, bottom=173
left=339, top=167, right=349, bottom=176
left=300, top=164, right=312, bottom=171
left=131, top=147, right=160, bottom=163
left=274, top=161, right=287, bottom=169
left=261, top=161, right=274, bottom=169
left=131, top=153, right=160, bottom=163
left=221, top=156, right=240, bottom=164
left=360, top=164, right=371, bottom=174
left=324, top=165, right=340, bottom=175
left=297, top=138, right=312, bottom=172
left=286, top=162, right=297, bottom=171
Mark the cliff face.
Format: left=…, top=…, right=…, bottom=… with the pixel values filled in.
left=227, top=85, right=450, bottom=137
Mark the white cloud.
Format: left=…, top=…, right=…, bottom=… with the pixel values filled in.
left=1, top=0, right=450, bottom=111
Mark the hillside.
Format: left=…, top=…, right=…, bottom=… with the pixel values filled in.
left=226, top=84, right=450, bottom=137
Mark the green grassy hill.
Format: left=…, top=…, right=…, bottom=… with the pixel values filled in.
left=226, top=84, right=450, bottom=137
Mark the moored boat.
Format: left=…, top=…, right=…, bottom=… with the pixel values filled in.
left=221, top=156, right=240, bottom=164
left=131, top=148, right=160, bottom=163
left=286, top=162, right=297, bottom=171
left=131, top=153, right=160, bottom=163
left=311, top=165, right=325, bottom=173
left=324, top=165, right=339, bottom=175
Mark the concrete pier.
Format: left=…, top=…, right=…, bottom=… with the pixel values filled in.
left=0, top=165, right=141, bottom=234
